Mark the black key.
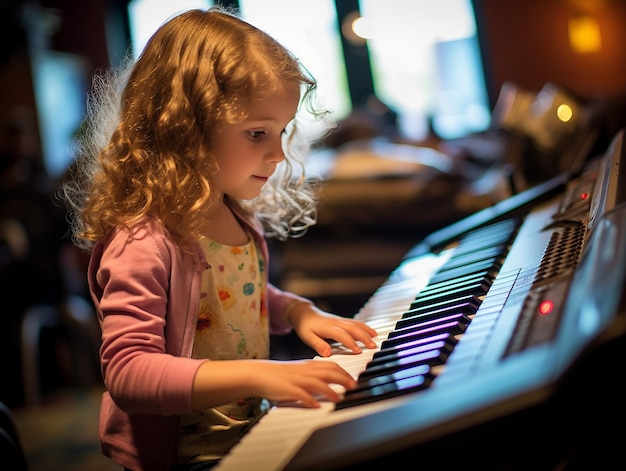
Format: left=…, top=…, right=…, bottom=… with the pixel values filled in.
left=368, top=337, right=456, bottom=366
left=416, top=272, right=493, bottom=299
left=353, top=364, right=431, bottom=392
left=458, top=219, right=519, bottom=248
left=398, top=301, right=478, bottom=329
left=411, top=281, right=489, bottom=309
left=381, top=320, right=467, bottom=349
left=359, top=347, right=449, bottom=380
left=373, top=333, right=457, bottom=360
left=441, top=245, right=507, bottom=271
left=407, top=294, right=482, bottom=317
left=389, top=313, right=471, bottom=339
left=429, top=258, right=502, bottom=285
left=336, top=365, right=434, bottom=410
left=452, top=232, right=513, bottom=256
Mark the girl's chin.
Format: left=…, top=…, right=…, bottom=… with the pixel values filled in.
left=237, top=191, right=263, bottom=200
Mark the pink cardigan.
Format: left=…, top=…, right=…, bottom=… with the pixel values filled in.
left=88, top=208, right=308, bottom=471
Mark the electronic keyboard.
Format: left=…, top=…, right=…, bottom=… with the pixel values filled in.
left=215, top=128, right=626, bottom=470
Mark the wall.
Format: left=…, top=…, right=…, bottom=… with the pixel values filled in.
left=39, top=0, right=626, bottom=107
left=40, top=0, right=113, bottom=74
left=3, top=0, right=626, bottom=156
left=475, top=0, right=626, bottom=102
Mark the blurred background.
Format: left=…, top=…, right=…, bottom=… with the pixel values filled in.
left=1, top=0, right=626, bottom=469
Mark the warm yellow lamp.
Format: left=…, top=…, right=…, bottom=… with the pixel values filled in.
left=568, top=15, right=602, bottom=53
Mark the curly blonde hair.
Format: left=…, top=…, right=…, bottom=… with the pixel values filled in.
left=63, top=6, right=329, bottom=252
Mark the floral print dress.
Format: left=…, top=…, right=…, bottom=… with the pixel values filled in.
left=177, top=236, right=270, bottom=464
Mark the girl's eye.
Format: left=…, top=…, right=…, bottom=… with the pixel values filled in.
left=248, top=130, right=265, bottom=140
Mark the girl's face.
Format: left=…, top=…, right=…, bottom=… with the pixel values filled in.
left=211, top=86, right=300, bottom=201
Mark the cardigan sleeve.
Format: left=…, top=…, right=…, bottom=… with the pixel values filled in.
left=89, top=220, right=206, bottom=416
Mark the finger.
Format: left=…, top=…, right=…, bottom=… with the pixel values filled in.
left=349, top=320, right=378, bottom=337
left=304, top=376, right=352, bottom=403
left=288, top=373, right=350, bottom=406
left=340, top=323, right=378, bottom=349
left=296, top=393, right=321, bottom=408
left=349, top=320, right=379, bottom=339
left=300, top=332, right=333, bottom=357
left=313, top=362, right=357, bottom=390
left=336, top=324, right=376, bottom=348
left=327, top=324, right=376, bottom=353
left=305, top=327, right=368, bottom=355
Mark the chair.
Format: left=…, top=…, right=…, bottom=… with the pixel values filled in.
left=0, top=401, right=28, bottom=470
left=20, top=295, right=100, bottom=406
left=1, top=218, right=100, bottom=406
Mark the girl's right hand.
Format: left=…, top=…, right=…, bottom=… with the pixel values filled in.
left=192, top=358, right=357, bottom=410
left=249, top=359, right=357, bottom=407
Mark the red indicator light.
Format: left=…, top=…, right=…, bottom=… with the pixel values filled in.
left=580, top=192, right=589, bottom=200
left=539, top=300, right=554, bottom=315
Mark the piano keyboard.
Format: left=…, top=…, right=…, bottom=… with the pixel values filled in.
left=215, top=216, right=538, bottom=471
left=214, top=251, right=450, bottom=471
left=338, top=218, right=520, bottom=409
left=215, top=128, right=626, bottom=471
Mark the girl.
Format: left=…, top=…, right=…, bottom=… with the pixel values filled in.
left=62, top=6, right=378, bottom=471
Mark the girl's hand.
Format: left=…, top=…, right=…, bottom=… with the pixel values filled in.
left=287, top=303, right=378, bottom=357
left=251, top=359, right=357, bottom=407
left=192, top=358, right=358, bottom=409
left=192, top=304, right=378, bottom=411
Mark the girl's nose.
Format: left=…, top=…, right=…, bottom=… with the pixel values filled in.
left=265, top=139, right=286, bottom=163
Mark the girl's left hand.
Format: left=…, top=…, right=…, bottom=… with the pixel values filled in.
left=288, top=303, right=378, bottom=357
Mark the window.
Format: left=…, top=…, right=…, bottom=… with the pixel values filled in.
left=125, top=0, right=491, bottom=141
left=238, top=0, right=350, bottom=120
left=127, top=0, right=349, bottom=122
left=32, top=52, right=88, bottom=177
left=358, top=0, right=491, bottom=139
left=127, top=0, right=212, bottom=57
